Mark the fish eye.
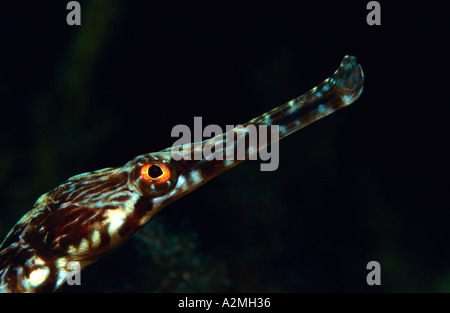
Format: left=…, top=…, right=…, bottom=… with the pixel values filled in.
left=148, top=165, right=163, bottom=178
left=140, top=163, right=170, bottom=183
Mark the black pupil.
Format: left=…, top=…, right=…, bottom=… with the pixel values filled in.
left=148, top=165, right=163, bottom=179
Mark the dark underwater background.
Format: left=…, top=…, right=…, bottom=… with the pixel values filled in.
left=0, top=1, right=448, bottom=292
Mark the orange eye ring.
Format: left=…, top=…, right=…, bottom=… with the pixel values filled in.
left=140, top=163, right=171, bottom=183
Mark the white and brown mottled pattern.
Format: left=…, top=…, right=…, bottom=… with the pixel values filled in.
left=0, top=56, right=363, bottom=292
